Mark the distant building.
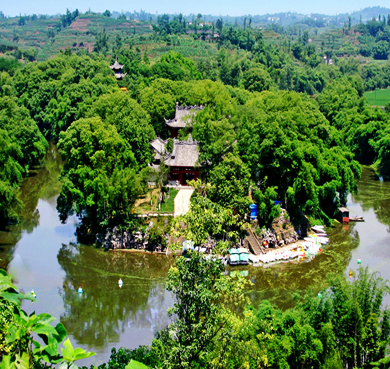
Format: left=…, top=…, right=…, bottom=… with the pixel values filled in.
left=150, top=135, right=200, bottom=186
left=109, top=57, right=127, bottom=80
left=164, top=102, right=204, bottom=138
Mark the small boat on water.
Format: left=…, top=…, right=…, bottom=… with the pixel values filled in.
left=349, top=216, right=364, bottom=222
left=311, top=225, right=326, bottom=233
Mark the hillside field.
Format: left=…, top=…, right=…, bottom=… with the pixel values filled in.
left=364, top=88, right=390, bottom=106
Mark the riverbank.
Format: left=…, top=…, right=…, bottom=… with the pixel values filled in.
left=2, top=163, right=390, bottom=366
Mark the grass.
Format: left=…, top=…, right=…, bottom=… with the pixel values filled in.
left=160, top=188, right=179, bottom=213
left=134, top=188, right=160, bottom=214
left=133, top=187, right=178, bottom=214
left=364, top=88, right=390, bottom=106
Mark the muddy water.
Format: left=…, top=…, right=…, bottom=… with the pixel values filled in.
left=1, top=147, right=389, bottom=366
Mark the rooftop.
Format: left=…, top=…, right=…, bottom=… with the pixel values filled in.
left=164, top=135, right=200, bottom=168
left=109, top=57, right=124, bottom=70
left=150, top=135, right=200, bottom=168
left=150, top=137, right=167, bottom=160
left=165, top=102, right=204, bottom=129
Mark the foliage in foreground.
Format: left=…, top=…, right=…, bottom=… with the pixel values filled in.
left=0, top=269, right=94, bottom=368
left=89, top=263, right=390, bottom=369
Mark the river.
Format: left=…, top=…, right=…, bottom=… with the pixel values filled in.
left=1, top=145, right=390, bottom=366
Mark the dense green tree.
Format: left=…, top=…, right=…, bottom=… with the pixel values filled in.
left=12, top=54, right=117, bottom=140
left=57, top=117, right=143, bottom=235
left=242, top=66, right=274, bottom=92
left=87, top=91, right=155, bottom=165
left=237, top=91, right=360, bottom=219
left=153, top=252, right=247, bottom=369
left=150, top=51, right=201, bottom=81
left=372, top=40, right=390, bottom=60
left=172, top=181, right=246, bottom=246
left=140, top=85, right=175, bottom=138
left=0, top=96, right=47, bottom=169
left=318, top=78, right=390, bottom=168
left=0, top=131, right=23, bottom=223
left=208, top=152, right=251, bottom=211
left=253, top=186, right=281, bottom=227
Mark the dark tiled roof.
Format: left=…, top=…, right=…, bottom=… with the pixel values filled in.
left=150, top=136, right=200, bottom=168
left=164, top=135, right=200, bottom=167
left=165, top=103, right=204, bottom=128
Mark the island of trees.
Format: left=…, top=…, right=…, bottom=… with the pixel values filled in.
left=1, top=6, right=390, bottom=368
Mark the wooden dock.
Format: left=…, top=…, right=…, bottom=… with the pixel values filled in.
left=246, top=229, right=264, bottom=255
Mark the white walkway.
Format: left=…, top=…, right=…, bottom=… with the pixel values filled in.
left=174, top=188, right=194, bottom=217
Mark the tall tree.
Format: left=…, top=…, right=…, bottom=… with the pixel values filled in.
left=57, top=117, right=142, bottom=235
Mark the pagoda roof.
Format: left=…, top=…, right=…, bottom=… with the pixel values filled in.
left=114, top=72, right=127, bottom=80
left=110, top=57, right=124, bottom=70
left=165, top=103, right=204, bottom=128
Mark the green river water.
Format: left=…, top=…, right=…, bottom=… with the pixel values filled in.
left=1, top=145, right=390, bottom=366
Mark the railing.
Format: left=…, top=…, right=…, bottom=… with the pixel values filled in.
left=133, top=212, right=174, bottom=218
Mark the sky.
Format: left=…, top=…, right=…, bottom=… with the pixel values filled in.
left=2, top=0, right=390, bottom=17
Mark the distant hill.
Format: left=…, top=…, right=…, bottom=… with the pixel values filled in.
left=0, top=6, right=389, bottom=62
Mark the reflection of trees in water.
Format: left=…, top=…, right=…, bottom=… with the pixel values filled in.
left=352, top=168, right=390, bottom=230
left=245, top=224, right=360, bottom=309
left=0, top=143, right=63, bottom=269
left=57, top=243, right=173, bottom=348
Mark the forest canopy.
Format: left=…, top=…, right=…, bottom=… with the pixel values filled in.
left=1, top=14, right=390, bottom=231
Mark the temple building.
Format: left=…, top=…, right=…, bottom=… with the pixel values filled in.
left=109, top=57, right=127, bottom=80
left=164, top=102, right=204, bottom=138
left=150, top=135, right=200, bottom=186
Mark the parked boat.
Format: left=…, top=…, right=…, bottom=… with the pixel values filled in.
left=311, top=225, right=325, bottom=233
left=238, top=247, right=249, bottom=265
left=349, top=216, right=364, bottom=222
left=228, top=248, right=239, bottom=265
left=229, top=247, right=250, bottom=265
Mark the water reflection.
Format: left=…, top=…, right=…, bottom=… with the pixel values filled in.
left=0, top=143, right=62, bottom=269
left=57, top=243, right=174, bottom=350
left=351, top=169, right=390, bottom=231
left=227, top=222, right=360, bottom=309
left=2, top=149, right=390, bottom=366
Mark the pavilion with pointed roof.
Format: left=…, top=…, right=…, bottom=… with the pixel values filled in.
left=150, top=135, right=200, bottom=186
left=110, top=57, right=127, bottom=80
left=165, top=102, right=204, bottom=138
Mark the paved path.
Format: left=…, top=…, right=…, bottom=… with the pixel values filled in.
left=174, top=188, right=194, bottom=217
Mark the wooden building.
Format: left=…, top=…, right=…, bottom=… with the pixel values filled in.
left=109, top=57, right=127, bottom=80
left=150, top=135, right=200, bottom=186
left=339, top=207, right=350, bottom=223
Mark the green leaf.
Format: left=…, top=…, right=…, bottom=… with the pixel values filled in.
left=125, top=360, right=149, bottom=369
left=0, top=274, right=17, bottom=292
left=0, top=355, right=13, bottom=369
left=61, top=338, right=75, bottom=362
left=14, top=352, right=30, bottom=369
left=54, top=322, right=68, bottom=343
left=6, top=326, right=18, bottom=343
left=73, top=347, right=95, bottom=361
left=0, top=291, right=22, bottom=305
left=33, top=323, right=58, bottom=336
left=37, top=313, right=56, bottom=325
